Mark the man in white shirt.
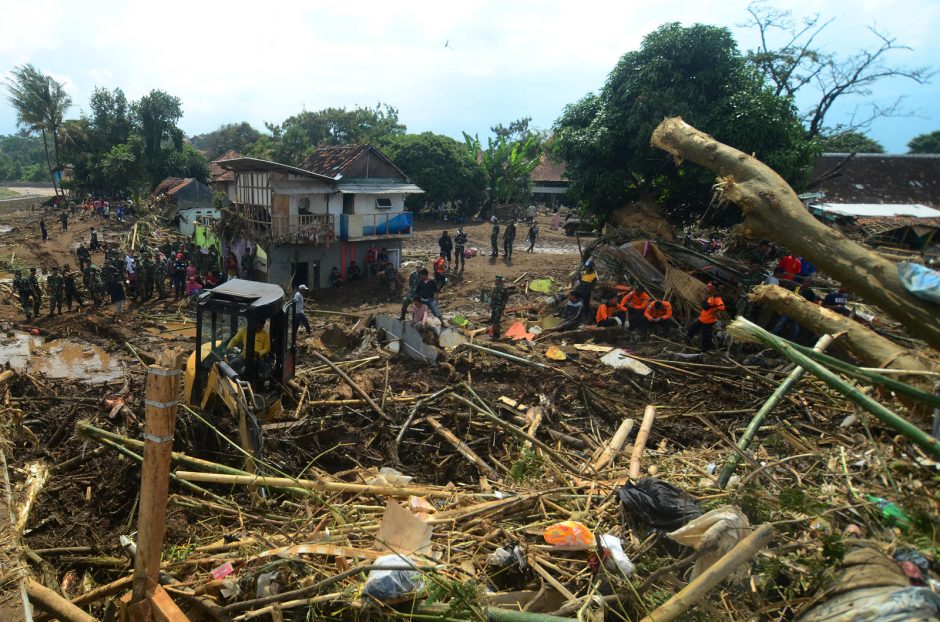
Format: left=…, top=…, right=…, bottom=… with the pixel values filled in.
left=293, top=284, right=311, bottom=339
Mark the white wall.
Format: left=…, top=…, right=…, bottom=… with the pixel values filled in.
left=178, top=207, right=220, bottom=236
left=353, top=193, right=405, bottom=214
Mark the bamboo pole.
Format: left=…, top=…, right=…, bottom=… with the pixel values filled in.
left=717, top=334, right=834, bottom=488
left=629, top=406, right=656, bottom=479
left=131, top=355, right=182, bottom=605
left=638, top=524, right=774, bottom=622
left=174, top=471, right=458, bottom=498
left=426, top=416, right=499, bottom=479
left=26, top=578, right=98, bottom=622
left=727, top=317, right=940, bottom=458
left=592, top=418, right=634, bottom=472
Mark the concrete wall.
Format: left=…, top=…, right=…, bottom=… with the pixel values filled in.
left=266, top=238, right=403, bottom=289
left=352, top=192, right=406, bottom=214
left=178, top=207, right=221, bottom=236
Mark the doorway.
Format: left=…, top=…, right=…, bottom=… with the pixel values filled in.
left=291, top=262, right=309, bottom=289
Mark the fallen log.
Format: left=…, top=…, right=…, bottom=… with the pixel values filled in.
left=749, top=285, right=931, bottom=375
left=651, top=117, right=940, bottom=351
left=26, top=578, right=98, bottom=622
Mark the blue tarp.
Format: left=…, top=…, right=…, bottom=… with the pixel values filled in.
left=898, top=262, right=940, bottom=305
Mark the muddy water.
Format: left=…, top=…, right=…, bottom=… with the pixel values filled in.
left=143, top=320, right=196, bottom=339
left=0, top=332, right=123, bottom=383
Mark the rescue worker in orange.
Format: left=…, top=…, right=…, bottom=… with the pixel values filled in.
left=644, top=299, right=673, bottom=335
left=621, top=288, right=651, bottom=330
left=433, top=253, right=447, bottom=289
left=595, top=294, right=627, bottom=327
left=685, top=282, right=724, bottom=352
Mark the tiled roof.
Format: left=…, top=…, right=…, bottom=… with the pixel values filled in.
left=210, top=149, right=240, bottom=183
left=811, top=153, right=940, bottom=208
left=530, top=154, right=568, bottom=183
left=300, top=144, right=371, bottom=179
left=152, top=177, right=193, bottom=196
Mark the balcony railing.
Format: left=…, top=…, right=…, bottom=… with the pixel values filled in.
left=237, top=211, right=336, bottom=244
left=340, top=212, right=413, bottom=241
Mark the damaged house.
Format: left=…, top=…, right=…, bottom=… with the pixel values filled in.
left=216, top=144, right=422, bottom=288
left=151, top=177, right=216, bottom=236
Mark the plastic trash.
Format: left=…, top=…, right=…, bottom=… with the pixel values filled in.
left=529, top=278, right=555, bottom=294
left=543, top=520, right=594, bottom=547
left=667, top=506, right=750, bottom=580
left=898, top=262, right=940, bottom=305
left=369, top=467, right=414, bottom=487
left=362, top=553, right=424, bottom=601
left=618, top=478, right=702, bottom=532
left=599, top=349, right=652, bottom=375
left=486, top=545, right=527, bottom=571
left=545, top=346, right=567, bottom=361
left=866, top=495, right=912, bottom=531
left=598, top=534, right=634, bottom=577
left=894, top=549, right=929, bottom=585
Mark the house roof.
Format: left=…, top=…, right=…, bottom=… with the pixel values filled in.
left=215, top=157, right=336, bottom=182
left=336, top=182, right=424, bottom=195
left=530, top=154, right=568, bottom=183
left=299, top=144, right=409, bottom=181
left=812, top=202, right=940, bottom=219
left=811, top=153, right=940, bottom=208
left=152, top=177, right=196, bottom=196
left=210, top=149, right=240, bottom=183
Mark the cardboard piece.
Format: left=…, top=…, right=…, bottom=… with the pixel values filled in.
left=375, top=500, right=433, bottom=556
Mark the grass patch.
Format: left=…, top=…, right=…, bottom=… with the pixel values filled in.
left=0, top=187, right=20, bottom=200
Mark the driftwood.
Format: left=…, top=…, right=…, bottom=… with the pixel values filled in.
left=749, top=285, right=931, bottom=374
left=26, top=578, right=98, bottom=622
left=651, top=117, right=940, bottom=351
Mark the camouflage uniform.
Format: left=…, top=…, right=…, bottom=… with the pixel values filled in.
left=503, top=222, right=516, bottom=259
left=83, top=263, right=104, bottom=305
left=46, top=270, right=64, bottom=316
left=12, top=271, right=32, bottom=319
left=489, top=280, right=510, bottom=339
left=490, top=222, right=500, bottom=257
left=399, top=269, right=422, bottom=320
left=63, top=266, right=84, bottom=311
left=453, top=230, right=468, bottom=272
left=154, top=255, right=167, bottom=299
left=141, top=252, right=155, bottom=300
left=28, top=270, right=42, bottom=317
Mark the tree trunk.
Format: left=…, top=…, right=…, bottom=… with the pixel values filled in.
left=749, top=284, right=930, bottom=374
left=650, top=117, right=940, bottom=351
left=51, top=121, right=64, bottom=197
left=40, top=127, right=61, bottom=199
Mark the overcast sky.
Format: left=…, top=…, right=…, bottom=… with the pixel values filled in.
left=1, top=0, right=937, bottom=153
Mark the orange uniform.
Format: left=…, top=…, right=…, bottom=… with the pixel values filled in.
left=620, top=290, right=651, bottom=310
left=596, top=301, right=626, bottom=324
left=433, top=257, right=445, bottom=275
left=644, top=300, right=673, bottom=322
left=698, top=295, right=725, bottom=324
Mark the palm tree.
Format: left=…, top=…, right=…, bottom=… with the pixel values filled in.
left=5, top=64, right=72, bottom=198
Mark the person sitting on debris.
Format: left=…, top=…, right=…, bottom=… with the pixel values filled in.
left=433, top=253, right=447, bottom=289
left=555, top=291, right=585, bottom=332
left=686, top=281, right=724, bottom=352
left=186, top=274, right=203, bottom=297
left=623, top=288, right=651, bottom=329
left=772, top=276, right=817, bottom=339
left=776, top=254, right=802, bottom=280
left=644, top=300, right=673, bottom=335
left=489, top=275, right=512, bottom=340
left=347, top=260, right=362, bottom=283
left=749, top=240, right=773, bottom=270
left=415, top=268, right=444, bottom=323
left=330, top=266, right=343, bottom=288
left=438, top=230, right=453, bottom=270
left=823, top=285, right=850, bottom=316
left=595, top=294, right=627, bottom=327
left=797, top=256, right=817, bottom=279
left=410, top=295, right=429, bottom=325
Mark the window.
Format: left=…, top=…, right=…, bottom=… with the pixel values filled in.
left=298, top=197, right=311, bottom=214
left=375, top=198, right=392, bottom=210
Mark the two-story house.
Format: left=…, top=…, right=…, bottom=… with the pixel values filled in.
left=216, top=144, right=422, bottom=288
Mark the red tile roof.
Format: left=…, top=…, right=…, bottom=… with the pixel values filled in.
left=530, top=154, right=568, bottom=183
left=811, top=153, right=940, bottom=208
left=300, top=144, right=371, bottom=178
left=210, top=149, right=240, bottom=183
left=152, top=177, right=194, bottom=196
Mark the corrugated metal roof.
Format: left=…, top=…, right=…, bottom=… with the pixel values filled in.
left=337, top=182, right=423, bottom=194
left=270, top=180, right=335, bottom=195
left=812, top=203, right=940, bottom=218
left=216, top=157, right=335, bottom=182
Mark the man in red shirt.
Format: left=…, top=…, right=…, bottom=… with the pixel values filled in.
left=685, top=282, right=725, bottom=352
left=777, top=255, right=802, bottom=280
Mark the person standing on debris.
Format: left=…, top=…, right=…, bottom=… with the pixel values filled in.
left=400, top=263, right=422, bottom=320
left=596, top=294, right=627, bottom=327
left=329, top=266, right=343, bottom=288
left=526, top=222, right=539, bottom=253
left=28, top=267, right=43, bottom=318
left=59, top=209, right=68, bottom=232
left=555, top=291, right=584, bottom=332
left=454, top=227, right=468, bottom=272
left=749, top=240, right=773, bottom=270
left=438, top=230, right=453, bottom=271
left=241, top=247, right=254, bottom=280
left=347, top=260, right=362, bottom=282
left=489, top=275, right=512, bottom=340
left=76, top=242, right=90, bottom=266
left=172, top=253, right=187, bottom=300
left=415, top=268, right=444, bottom=323
left=140, top=251, right=155, bottom=301
left=107, top=272, right=126, bottom=313
left=503, top=220, right=516, bottom=259
left=81, top=260, right=102, bottom=305
left=90, top=227, right=100, bottom=251
left=292, top=284, right=311, bottom=338
left=575, top=260, right=598, bottom=322
left=644, top=300, right=673, bottom=335
left=13, top=270, right=33, bottom=320
left=686, top=281, right=724, bottom=352
left=772, top=276, right=818, bottom=339
left=62, top=264, right=83, bottom=312
left=39, top=216, right=48, bottom=242
left=624, top=288, right=651, bottom=330
left=433, top=253, right=447, bottom=290
left=46, top=266, right=64, bottom=317
left=490, top=217, right=500, bottom=258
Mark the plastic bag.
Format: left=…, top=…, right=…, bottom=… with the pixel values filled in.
left=617, top=478, right=702, bottom=532
left=544, top=521, right=594, bottom=547
left=898, top=262, right=940, bottom=305
left=362, top=553, right=424, bottom=601
left=368, top=467, right=414, bottom=487
left=598, top=534, right=634, bottom=577
left=667, top=506, right=750, bottom=580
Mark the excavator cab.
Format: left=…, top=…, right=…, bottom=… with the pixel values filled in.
left=183, top=279, right=296, bottom=471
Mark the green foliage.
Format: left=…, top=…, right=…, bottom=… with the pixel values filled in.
left=553, top=22, right=816, bottom=225
left=134, top=89, right=184, bottom=186
left=908, top=130, right=940, bottom=154
left=190, top=121, right=261, bottom=159
left=165, top=144, right=210, bottom=183
left=0, top=134, right=46, bottom=181
left=509, top=447, right=545, bottom=483
left=380, top=132, right=485, bottom=214
left=464, top=122, right=541, bottom=209
left=818, top=131, right=885, bottom=153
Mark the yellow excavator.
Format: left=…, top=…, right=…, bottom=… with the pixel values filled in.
left=183, top=279, right=297, bottom=472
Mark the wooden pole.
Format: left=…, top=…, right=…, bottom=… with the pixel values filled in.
left=717, top=334, right=834, bottom=488
left=131, top=356, right=182, bottom=606
left=638, top=524, right=774, bottom=622
left=26, top=578, right=98, bottom=622
left=174, top=471, right=458, bottom=498
left=629, top=406, right=656, bottom=479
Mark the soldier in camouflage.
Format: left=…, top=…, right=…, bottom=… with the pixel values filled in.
left=399, top=263, right=423, bottom=321
left=154, top=252, right=168, bottom=299
left=489, top=274, right=512, bottom=340
left=490, top=218, right=500, bottom=258
left=140, top=251, right=155, bottom=300
left=28, top=268, right=43, bottom=318
left=63, top=264, right=84, bottom=312
left=454, top=227, right=468, bottom=272
left=12, top=270, right=33, bottom=320
left=82, top=260, right=103, bottom=305
left=46, top=266, right=64, bottom=317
